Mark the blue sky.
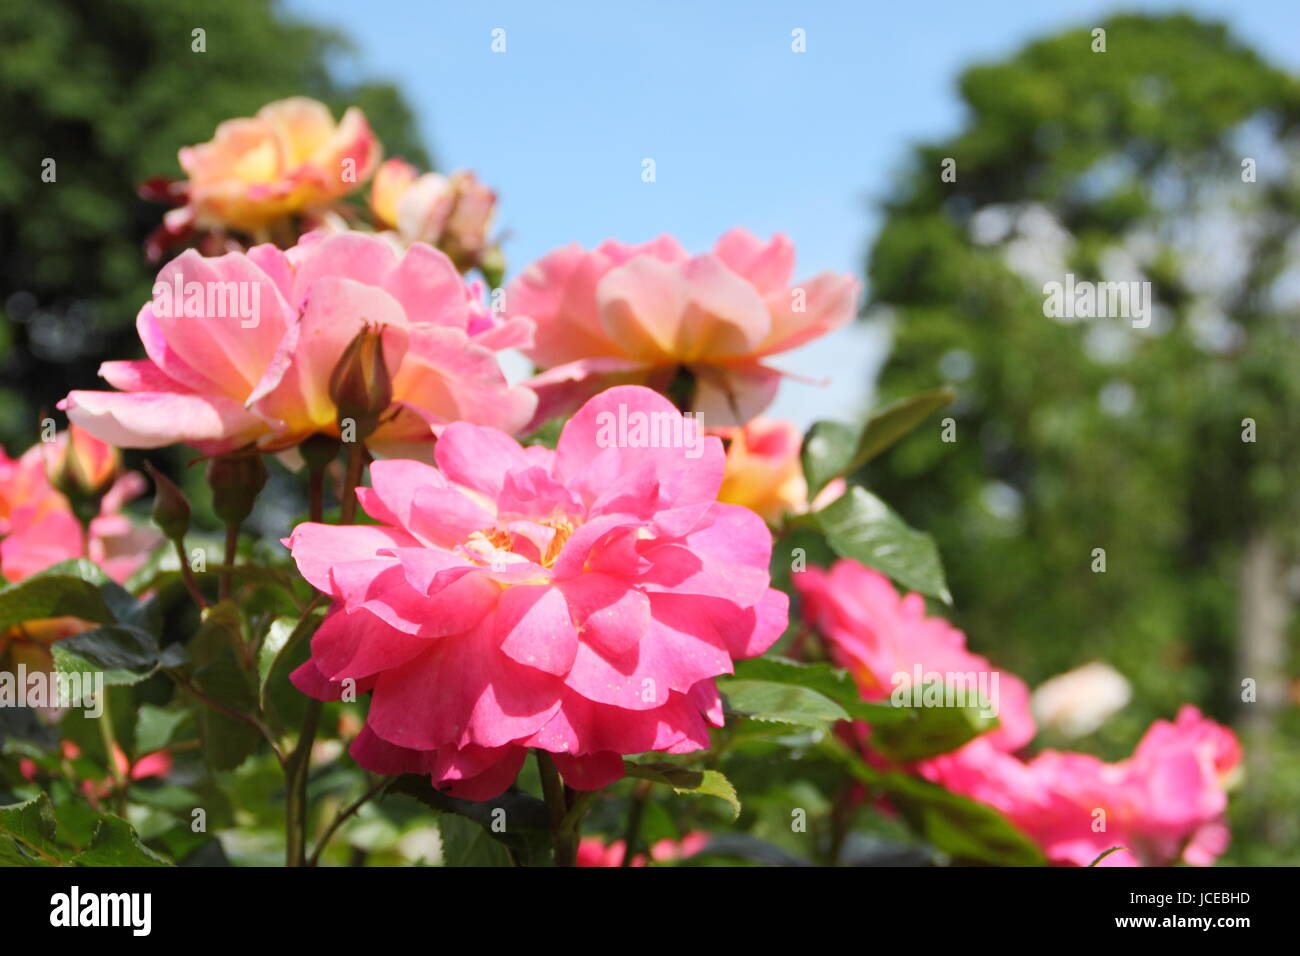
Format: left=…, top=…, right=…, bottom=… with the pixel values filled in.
left=288, top=0, right=1300, bottom=427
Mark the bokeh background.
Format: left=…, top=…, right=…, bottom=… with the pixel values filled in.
left=1, top=0, right=1296, bottom=863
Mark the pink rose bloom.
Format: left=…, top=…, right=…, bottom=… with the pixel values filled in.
left=796, top=559, right=1035, bottom=751
left=0, top=432, right=159, bottom=584
left=715, top=418, right=843, bottom=524
left=60, top=231, right=536, bottom=459
left=508, top=229, right=860, bottom=428
left=919, top=707, right=1241, bottom=866
left=286, top=386, right=787, bottom=799
left=576, top=831, right=709, bottom=867
left=170, top=97, right=381, bottom=234
left=370, top=159, right=497, bottom=269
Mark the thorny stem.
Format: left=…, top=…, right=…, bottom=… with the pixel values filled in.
left=307, top=775, right=388, bottom=867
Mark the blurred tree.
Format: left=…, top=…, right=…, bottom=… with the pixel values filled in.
left=0, top=0, right=431, bottom=449
left=864, top=13, right=1300, bottom=862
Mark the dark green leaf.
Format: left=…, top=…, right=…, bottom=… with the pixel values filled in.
left=388, top=775, right=551, bottom=866
left=869, top=683, right=999, bottom=761
left=73, top=815, right=172, bottom=867
left=437, top=814, right=513, bottom=867
left=52, top=624, right=161, bottom=689
left=0, top=793, right=65, bottom=865
left=814, top=486, right=951, bottom=602
left=878, top=772, right=1046, bottom=866
left=730, top=657, right=910, bottom=724
left=717, top=678, right=848, bottom=728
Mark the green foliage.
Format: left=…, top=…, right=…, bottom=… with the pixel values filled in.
left=864, top=13, right=1300, bottom=861
left=0, top=0, right=430, bottom=450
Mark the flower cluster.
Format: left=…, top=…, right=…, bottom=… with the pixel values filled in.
left=797, top=559, right=1241, bottom=866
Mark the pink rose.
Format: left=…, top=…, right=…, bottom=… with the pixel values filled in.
left=370, top=159, right=497, bottom=269
left=286, top=386, right=788, bottom=799
left=171, top=97, right=381, bottom=234
left=0, top=432, right=158, bottom=585
left=508, top=229, right=860, bottom=428
left=715, top=418, right=843, bottom=524
left=919, top=707, right=1241, bottom=866
left=796, top=559, right=1035, bottom=751
left=61, top=231, right=536, bottom=458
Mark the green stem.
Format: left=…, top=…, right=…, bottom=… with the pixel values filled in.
left=307, top=775, right=387, bottom=867
left=284, top=698, right=322, bottom=867
left=340, top=443, right=365, bottom=524
left=96, top=690, right=127, bottom=816
left=173, top=538, right=207, bottom=610
left=535, top=751, right=577, bottom=866
left=219, top=523, right=239, bottom=601
left=620, top=780, right=653, bottom=866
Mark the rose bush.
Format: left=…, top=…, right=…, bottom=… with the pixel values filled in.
left=0, top=97, right=1243, bottom=869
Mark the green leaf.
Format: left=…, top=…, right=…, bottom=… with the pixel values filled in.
left=877, top=772, right=1046, bottom=866
left=437, top=814, right=513, bottom=867
left=52, top=624, right=161, bottom=689
left=801, top=421, right=858, bottom=498
left=188, top=602, right=260, bottom=771
left=73, top=815, right=172, bottom=867
left=388, top=775, right=551, bottom=866
left=800, top=389, right=953, bottom=497
left=0, top=793, right=65, bottom=865
left=623, top=762, right=741, bottom=821
left=869, top=683, right=999, bottom=761
left=814, top=486, right=951, bottom=603
left=1088, top=846, right=1127, bottom=866
left=134, top=704, right=191, bottom=755
left=257, top=611, right=323, bottom=710
left=848, top=388, right=954, bottom=471
left=0, top=573, right=114, bottom=632
left=730, top=657, right=910, bottom=724
left=717, top=678, right=848, bottom=728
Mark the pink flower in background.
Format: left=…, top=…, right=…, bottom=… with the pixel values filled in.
left=60, top=231, right=536, bottom=459
left=286, top=386, right=787, bottom=799
left=919, top=707, right=1241, bottom=866
left=576, top=831, right=709, bottom=867
left=171, top=97, right=381, bottom=234
left=508, top=229, right=860, bottom=428
left=1, top=430, right=159, bottom=675
left=796, top=559, right=1035, bottom=751
left=370, top=159, right=497, bottom=269
left=0, top=431, right=159, bottom=584
left=715, top=418, right=843, bottom=524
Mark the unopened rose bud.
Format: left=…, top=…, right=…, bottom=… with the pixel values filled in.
left=329, top=325, right=392, bottom=441
left=206, top=448, right=267, bottom=527
left=44, top=425, right=120, bottom=525
left=143, top=460, right=191, bottom=543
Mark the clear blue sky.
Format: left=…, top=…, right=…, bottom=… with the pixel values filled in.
left=287, top=0, right=1300, bottom=427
